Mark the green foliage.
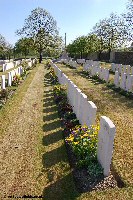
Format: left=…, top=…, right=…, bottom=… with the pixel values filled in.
left=65, top=125, right=99, bottom=167
left=16, top=7, right=62, bottom=62
left=92, top=12, right=128, bottom=52
left=66, top=34, right=102, bottom=59
left=87, top=161, right=103, bottom=178
left=49, top=67, right=58, bottom=83
left=12, top=74, right=21, bottom=86
left=0, top=89, right=8, bottom=99
left=14, top=37, right=34, bottom=58
left=122, top=0, right=133, bottom=43
left=46, top=59, right=51, bottom=69
left=0, top=34, right=13, bottom=59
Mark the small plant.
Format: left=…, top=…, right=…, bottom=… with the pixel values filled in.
left=21, top=60, right=28, bottom=70
left=65, top=125, right=99, bottom=167
left=12, top=74, right=20, bottom=86
left=46, top=60, right=51, bottom=69
left=21, top=68, right=27, bottom=80
left=49, top=67, right=58, bottom=83
left=0, top=89, right=8, bottom=99
left=53, top=85, right=67, bottom=103
left=87, top=161, right=103, bottom=178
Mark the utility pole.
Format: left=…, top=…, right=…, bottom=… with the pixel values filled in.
left=65, top=33, right=66, bottom=48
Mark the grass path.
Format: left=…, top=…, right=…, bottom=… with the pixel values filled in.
left=0, top=64, right=78, bottom=199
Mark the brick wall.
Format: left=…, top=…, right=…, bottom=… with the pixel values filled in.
left=114, top=52, right=133, bottom=66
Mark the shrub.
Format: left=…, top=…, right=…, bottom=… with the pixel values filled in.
left=12, top=74, right=20, bottom=86
left=49, top=67, right=58, bottom=83
left=0, top=89, right=8, bottom=99
left=46, top=60, right=51, bottom=69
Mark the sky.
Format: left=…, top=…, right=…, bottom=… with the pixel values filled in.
left=0, top=0, right=128, bottom=46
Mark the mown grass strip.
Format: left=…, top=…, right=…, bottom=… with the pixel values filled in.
left=0, top=64, right=39, bottom=136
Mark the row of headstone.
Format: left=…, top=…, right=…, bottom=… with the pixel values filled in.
left=2, top=58, right=36, bottom=72
left=77, top=59, right=85, bottom=64
left=0, top=59, right=12, bottom=65
left=59, top=59, right=78, bottom=69
left=111, top=63, right=133, bottom=75
left=84, top=60, right=100, bottom=67
left=2, top=59, right=22, bottom=72
left=114, top=71, right=133, bottom=92
left=83, top=64, right=110, bottom=83
left=51, top=60, right=116, bottom=177
left=3, top=62, right=14, bottom=72
left=1, top=66, right=23, bottom=89
left=67, top=60, right=77, bottom=68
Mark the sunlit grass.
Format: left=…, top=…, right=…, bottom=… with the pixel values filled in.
left=56, top=63, right=133, bottom=199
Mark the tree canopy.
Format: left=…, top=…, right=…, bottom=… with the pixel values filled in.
left=16, top=7, right=62, bottom=62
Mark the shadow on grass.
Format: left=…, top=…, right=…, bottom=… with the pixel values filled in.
left=43, top=96, right=54, bottom=102
left=42, top=129, right=63, bottom=146
left=42, top=71, right=79, bottom=199
left=42, top=173, right=78, bottom=200
left=42, top=145, right=68, bottom=168
left=43, top=112, right=59, bottom=121
left=42, top=120, right=61, bottom=132
left=43, top=105, right=57, bottom=113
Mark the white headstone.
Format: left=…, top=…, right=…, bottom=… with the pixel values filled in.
left=84, top=101, right=97, bottom=127
left=72, top=84, right=78, bottom=112
left=126, top=75, right=133, bottom=92
left=114, top=71, right=119, bottom=87
left=120, top=73, right=127, bottom=90
left=126, top=65, right=131, bottom=75
left=1, top=75, right=6, bottom=89
left=79, top=92, right=88, bottom=125
left=104, top=69, right=109, bottom=82
left=131, top=67, right=133, bottom=75
left=97, top=116, right=116, bottom=177
left=8, top=72, right=12, bottom=86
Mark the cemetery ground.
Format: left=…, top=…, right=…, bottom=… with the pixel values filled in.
left=0, top=61, right=132, bottom=199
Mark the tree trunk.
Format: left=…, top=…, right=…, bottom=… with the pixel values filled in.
left=80, top=51, right=83, bottom=59
left=98, top=51, right=102, bottom=61
left=39, top=51, right=42, bottom=63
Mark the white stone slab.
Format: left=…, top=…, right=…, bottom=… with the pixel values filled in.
left=126, top=65, right=131, bottom=75
left=1, top=75, right=6, bottom=89
left=114, top=71, right=119, bottom=87
left=97, top=116, right=116, bottom=177
left=8, top=72, right=12, bottom=86
left=74, top=88, right=82, bottom=117
left=84, top=101, right=97, bottom=127
left=131, top=67, right=133, bottom=75
left=79, top=92, right=88, bottom=125
left=120, top=73, right=127, bottom=90
left=126, top=75, right=133, bottom=92
left=104, top=69, right=109, bottom=82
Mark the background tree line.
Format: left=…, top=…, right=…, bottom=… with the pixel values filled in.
left=0, top=0, right=132, bottom=61
left=66, top=0, right=133, bottom=59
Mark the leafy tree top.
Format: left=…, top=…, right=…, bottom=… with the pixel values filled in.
left=16, top=7, right=59, bottom=38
